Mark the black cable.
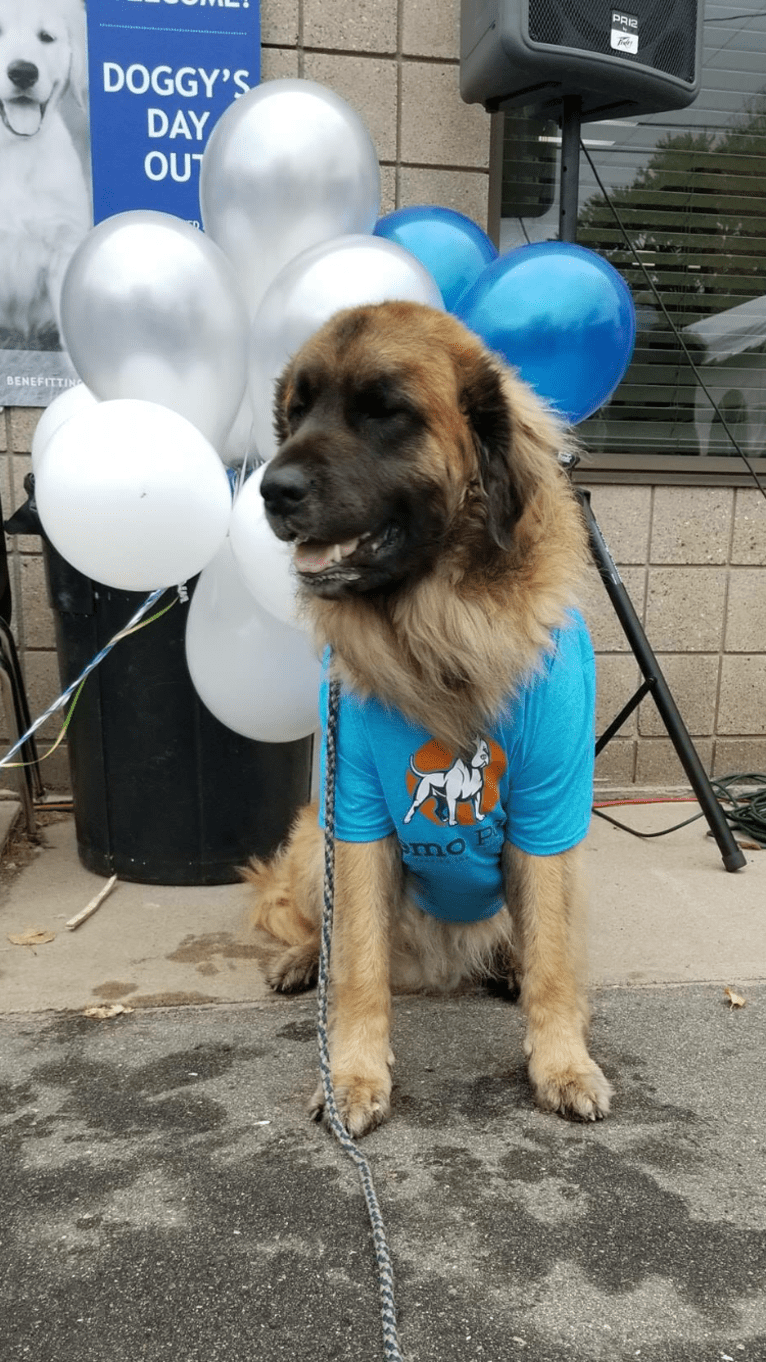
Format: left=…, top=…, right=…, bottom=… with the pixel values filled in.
left=579, top=140, right=766, bottom=502
left=593, top=773, right=766, bottom=846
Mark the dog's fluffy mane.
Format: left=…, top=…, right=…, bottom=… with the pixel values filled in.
left=293, top=323, right=589, bottom=755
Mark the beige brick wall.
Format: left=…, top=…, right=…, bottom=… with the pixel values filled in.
left=2, top=0, right=765, bottom=797
left=581, top=485, right=766, bottom=791
left=1, top=407, right=70, bottom=789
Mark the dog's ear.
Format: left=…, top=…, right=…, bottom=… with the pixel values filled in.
left=67, top=1, right=89, bottom=111
left=459, top=351, right=529, bottom=552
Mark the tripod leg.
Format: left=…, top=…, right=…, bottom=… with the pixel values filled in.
left=578, top=491, right=746, bottom=873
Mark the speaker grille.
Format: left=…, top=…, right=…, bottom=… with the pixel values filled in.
left=528, top=0, right=699, bottom=84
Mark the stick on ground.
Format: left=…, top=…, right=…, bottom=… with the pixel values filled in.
left=66, top=874, right=118, bottom=931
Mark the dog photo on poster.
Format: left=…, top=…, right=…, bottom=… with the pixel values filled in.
left=0, top=0, right=260, bottom=407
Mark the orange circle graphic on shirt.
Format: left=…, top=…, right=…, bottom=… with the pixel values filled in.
left=404, top=737, right=506, bottom=827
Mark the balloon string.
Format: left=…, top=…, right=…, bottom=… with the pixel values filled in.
left=0, top=587, right=173, bottom=771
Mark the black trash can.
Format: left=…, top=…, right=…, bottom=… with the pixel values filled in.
left=7, top=481, right=313, bottom=885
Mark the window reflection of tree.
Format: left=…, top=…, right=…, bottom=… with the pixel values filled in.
left=573, top=99, right=766, bottom=455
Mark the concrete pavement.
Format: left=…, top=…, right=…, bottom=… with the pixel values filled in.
left=0, top=799, right=764, bottom=1360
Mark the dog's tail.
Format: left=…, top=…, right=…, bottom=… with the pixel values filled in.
left=409, top=755, right=427, bottom=779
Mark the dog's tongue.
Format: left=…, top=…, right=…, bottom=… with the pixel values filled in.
left=3, top=99, right=43, bottom=137
left=293, top=538, right=360, bottom=574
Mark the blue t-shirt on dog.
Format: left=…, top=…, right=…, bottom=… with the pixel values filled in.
left=319, top=610, right=595, bottom=925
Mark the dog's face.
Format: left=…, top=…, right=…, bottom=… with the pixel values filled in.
left=0, top=0, right=84, bottom=141
left=260, top=302, right=535, bottom=600
left=472, top=739, right=491, bottom=769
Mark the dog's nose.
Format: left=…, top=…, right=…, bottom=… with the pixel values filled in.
left=8, top=62, right=39, bottom=92
left=260, top=464, right=310, bottom=519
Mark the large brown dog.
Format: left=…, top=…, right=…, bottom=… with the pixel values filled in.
left=247, top=300, right=612, bottom=1137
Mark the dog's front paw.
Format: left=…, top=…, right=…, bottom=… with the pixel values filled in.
left=528, top=1054, right=613, bottom=1123
left=309, top=1073, right=392, bottom=1138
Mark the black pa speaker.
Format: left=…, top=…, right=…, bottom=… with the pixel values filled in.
left=460, top=0, right=703, bottom=121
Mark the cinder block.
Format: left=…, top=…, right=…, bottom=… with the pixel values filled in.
left=586, top=485, right=651, bottom=565
left=402, top=0, right=459, bottom=58
left=650, top=486, right=733, bottom=564
left=41, top=747, right=71, bottom=791
left=260, top=0, right=299, bottom=48
left=637, top=654, right=719, bottom=738
left=713, top=739, right=766, bottom=777
left=635, top=737, right=714, bottom=786
left=0, top=452, right=10, bottom=523
left=645, top=568, right=727, bottom=651
left=717, top=656, right=766, bottom=735
left=379, top=165, right=397, bottom=215
left=260, top=48, right=300, bottom=81
left=400, top=63, right=490, bottom=169
left=303, top=53, right=397, bottom=162
left=731, top=488, right=766, bottom=566
left=303, top=0, right=397, bottom=53
left=8, top=408, right=41, bottom=456
left=595, top=654, right=641, bottom=738
left=724, top=568, right=766, bottom=652
left=581, top=564, right=646, bottom=651
left=594, top=739, right=635, bottom=787
left=18, top=555, right=56, bottom=650
left=20, top=650, right=64, bottom=744
left=8, top=456, right=34, bottom=550
left=397, top=167, right=490, bottom=228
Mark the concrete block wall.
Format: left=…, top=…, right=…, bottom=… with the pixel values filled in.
left=582, top=485, right=766, bottom=791
left=1, top=408, right=69, bottom=789
left=2, top=0, right=765, bottom=796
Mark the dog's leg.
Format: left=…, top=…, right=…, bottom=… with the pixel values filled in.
left=310, top=834, right=401, bottom=1138
left=245, top=805, right=323, bottom=993
left=503, top=842, right=613, bottom=1121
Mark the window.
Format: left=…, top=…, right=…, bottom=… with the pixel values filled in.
left=497, top=0, right=766, bottom=480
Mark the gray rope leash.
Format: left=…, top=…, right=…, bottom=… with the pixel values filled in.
left=318, top=675, right=403, bottom=1362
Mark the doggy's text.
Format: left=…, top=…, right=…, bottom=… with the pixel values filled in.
left=101, top=64, right=251, bottom=186
left=102, top=64, right=249, bottom=100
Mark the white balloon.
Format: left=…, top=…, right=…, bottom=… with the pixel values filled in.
left=31, top=384, right=97, bottom=472
left=60, top=211, right=249, bottom=452
left=221, top=391, right=257, bottom=466
left=200, top=79, right=380, bottom=318
left=35, top=399, right=232, bottom=591
left=185, top=539, right=321, bottom=743
left=249, top=235, right=444, bottom=459
left=229, top=466, right=302, bottom=628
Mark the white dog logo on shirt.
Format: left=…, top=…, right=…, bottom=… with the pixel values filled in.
left=403, top=738, right=491, bottom=827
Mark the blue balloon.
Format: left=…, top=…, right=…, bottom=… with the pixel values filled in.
left=374, top=205, right=497, bottom=312
left=454, top=241, right=636, bottom=425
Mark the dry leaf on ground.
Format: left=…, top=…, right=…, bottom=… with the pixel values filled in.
left=723, top=986, right=746, bottom=1009
left=8, top=928, right=55, bottom=947
left=82, top=1004, right=135, bottom=1021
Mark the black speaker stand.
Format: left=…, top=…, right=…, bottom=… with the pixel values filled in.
left=557, top=97, right=746, bottom=872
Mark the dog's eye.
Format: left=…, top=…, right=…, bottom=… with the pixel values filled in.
left=38, top=30, right=56, bottom=43
left=355, top=384, right=411, bottom=424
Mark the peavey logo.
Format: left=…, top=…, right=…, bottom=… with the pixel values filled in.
left=610, top=10, right=639, bottom=54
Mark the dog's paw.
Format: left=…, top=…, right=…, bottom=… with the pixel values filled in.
left=262, top=943, right=319, bottom=994
left=309, top=1075, right=392, bottom=1138
left=529, top=1056, right=613, bottom=1123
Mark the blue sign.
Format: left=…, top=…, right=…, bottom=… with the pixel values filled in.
left=84, top=0, right=261, bottom=226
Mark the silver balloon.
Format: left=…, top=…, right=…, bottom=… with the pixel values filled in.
left=60, top=211, right=249, bottom=452
left=200, top=79, right=380, bottom=318
left=248, top=235, right=444, bottom=460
